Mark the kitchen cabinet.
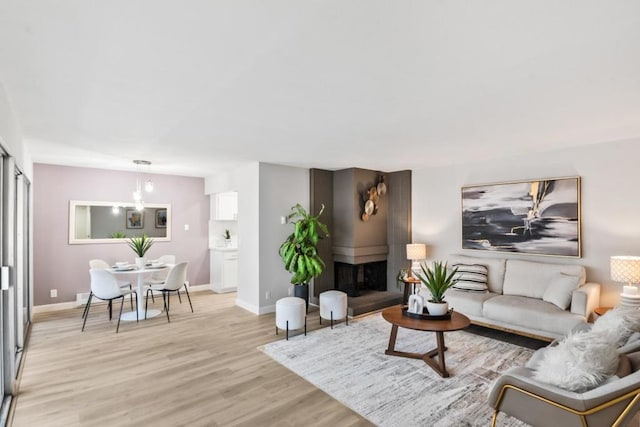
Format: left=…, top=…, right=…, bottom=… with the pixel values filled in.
left=211, top=248, right=238, bottom=293
left=215, top=191, right=238, bottom=221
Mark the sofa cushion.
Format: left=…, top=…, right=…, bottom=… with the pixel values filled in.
left=542, top=273, right=581, bottom=310
left=448, top=255, right=506, bottom=294
left=502, top=259, right=586, bottom=299
left=532, top=330, right=619, bottom=392
left=483, top=295, right=586, bottom=336
left=443, top=289, right=498, bottom=317
left=451, top=263, right=488, bottom=291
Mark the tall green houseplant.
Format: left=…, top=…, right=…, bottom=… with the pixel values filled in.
left=279, top=204, right=329, bottom=305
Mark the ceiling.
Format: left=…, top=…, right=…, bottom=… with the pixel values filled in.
left=0, top=1, right=639, bottom=177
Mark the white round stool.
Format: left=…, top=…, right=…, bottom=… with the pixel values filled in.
left=275, top=297, right=307, bottom=340
left=319, top=290, right=348, bottom=329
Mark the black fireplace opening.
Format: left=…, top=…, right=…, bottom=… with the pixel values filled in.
left=334, top=261, right=387, bottom=297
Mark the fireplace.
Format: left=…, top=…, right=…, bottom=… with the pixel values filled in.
left=334, top=261, right=387, bottom=297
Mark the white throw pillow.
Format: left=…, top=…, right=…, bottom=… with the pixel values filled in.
left=533, top=330, right=619, bottom=392
left=592, top=307, right=640, bottom=347
left=451, top=263, right=488, bottom=292
left=542, top=273, right=581, bottom=310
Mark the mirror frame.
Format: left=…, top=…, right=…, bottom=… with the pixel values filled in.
left=69, top=200, right=172, bottom=244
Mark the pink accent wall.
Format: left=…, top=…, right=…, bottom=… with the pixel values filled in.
left=33, top=164, right=210, bottom=305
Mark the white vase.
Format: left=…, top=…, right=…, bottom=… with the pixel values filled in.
left=426, top=301, right=449, bottom=316
left=135, top=257, right=146, bottom=269
left=408, top=293, right=424, bottom=314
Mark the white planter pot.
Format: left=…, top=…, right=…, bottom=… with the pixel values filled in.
left=135, top=257, right=146, bottom=269
left=426, top=301, right=449, bottom=316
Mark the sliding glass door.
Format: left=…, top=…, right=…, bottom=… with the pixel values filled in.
left=14, top=169, right=29, bottom=367
left=0, top=154, right=31, bottom=425
left=0, top=154, right=8, bottom=423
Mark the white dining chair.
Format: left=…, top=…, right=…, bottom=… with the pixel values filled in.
left=147, top=255, right=176, bottom=284
left=86, top=259, right=134, bottom=319
left=82, top=269, right=138, bottom=333
left=145, top=262, right=192, bottom=322
left=146, top=255, right=188, bottom=305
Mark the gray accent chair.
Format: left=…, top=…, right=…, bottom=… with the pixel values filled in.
left=488, top=336, right=640, bottom=427
left=488, top=365, right=640, bottom=426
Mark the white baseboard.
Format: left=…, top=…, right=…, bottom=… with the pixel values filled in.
left=34, top=284, right=214, bottom=314
left=188, top=284, right=212, bottom=293
left=33, top=301, right=78, bottom=313
left=259, top=304, right=276, bottom=315
left=235, top=298, right=259, bottom=314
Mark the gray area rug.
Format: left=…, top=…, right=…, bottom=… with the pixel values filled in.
left=261, top=313, right=532, bottom=427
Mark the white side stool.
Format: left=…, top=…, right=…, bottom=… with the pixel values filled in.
left=319, top=290, right=348, bottom=329
left=275, top=297, right=307, bottom=340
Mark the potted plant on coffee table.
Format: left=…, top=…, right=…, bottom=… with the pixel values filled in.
left=279, top=203, right=329, bottom=310
left=415, top=260, right=458, bottom=315
left=128, top=235, right=154, bottom=269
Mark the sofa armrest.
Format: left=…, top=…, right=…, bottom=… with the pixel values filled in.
left=570, top=282, right=600, bottom=319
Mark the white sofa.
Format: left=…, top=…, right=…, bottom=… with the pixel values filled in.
left=424, top=255, right=601, bottom=341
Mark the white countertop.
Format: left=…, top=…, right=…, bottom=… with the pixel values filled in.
left=211, top=246, right=238, bottom=252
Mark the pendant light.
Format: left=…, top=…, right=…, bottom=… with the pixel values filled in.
left=133, top=160, right=153, bottom=210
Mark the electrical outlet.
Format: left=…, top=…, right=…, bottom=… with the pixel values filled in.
left=265, top=291, right=271, bottom=300
left=50, top=289, right=58, bottom=298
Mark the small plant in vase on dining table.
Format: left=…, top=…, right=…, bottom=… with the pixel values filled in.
left=128, top=235, right=154, bottom=269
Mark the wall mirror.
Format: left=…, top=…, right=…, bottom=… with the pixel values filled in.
left=69, top=200, right=172, bottom=244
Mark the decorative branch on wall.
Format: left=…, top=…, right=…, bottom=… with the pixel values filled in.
left=361, top=175, right=387, bottom=222
left=461, top=176, right=581, bottom=257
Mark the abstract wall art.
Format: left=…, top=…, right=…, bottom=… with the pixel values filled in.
left=461, top=177, right=581, bottom=257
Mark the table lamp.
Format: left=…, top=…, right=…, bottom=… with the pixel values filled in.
left=406, top=243, right=427, bottom=278
left=610, top=255, right=640, bottom=307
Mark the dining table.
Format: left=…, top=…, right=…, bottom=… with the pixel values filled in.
left=109, top=264, right=169, bottom=321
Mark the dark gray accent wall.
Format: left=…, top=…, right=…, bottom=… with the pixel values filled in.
left=333, top=168, right=389, bottom=264
left=311, top=167, right=411, bottom=295
left=310, top=169, right=334, bottom=300
left=386, top=170, right=412, bottom=291
left=332, top=169, right=356, bottom=249
left=353, top=168, right=388, bottom=248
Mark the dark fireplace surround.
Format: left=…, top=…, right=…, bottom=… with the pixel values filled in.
left=334, top=261, right=387, bottom=297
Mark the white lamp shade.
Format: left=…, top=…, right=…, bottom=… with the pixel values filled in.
left=611, top=256, right=640, bottom=284
left=406, top=243, right=427, bottom=261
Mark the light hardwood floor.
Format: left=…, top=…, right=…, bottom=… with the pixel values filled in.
left=10, top=291, right=372, bottom=427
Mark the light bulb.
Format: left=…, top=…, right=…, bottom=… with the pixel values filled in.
left=135, top=200, right=144, bottom=211
left=133, top=190, right=142, bottom=201
left=112, top=205, right=120, bottom=214
left=144, top=179, right=154, bottom=192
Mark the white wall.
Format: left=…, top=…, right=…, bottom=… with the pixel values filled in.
left=258, top=163, right=309, bottom=313
left=412, top=138, right=640, bottom=307
left=205, top=162, right=309, bottom=314
left=233, top=162, right=261, bottom=313
left=0, top=81, right=31, bottom=178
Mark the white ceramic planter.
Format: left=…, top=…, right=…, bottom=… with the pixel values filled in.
left=426, top=301, right=449, bottom=316
left=135, top=257, right=146, bottom=269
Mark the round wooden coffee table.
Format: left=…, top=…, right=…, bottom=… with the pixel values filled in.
left=381, top=305, right=470, bottom=378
